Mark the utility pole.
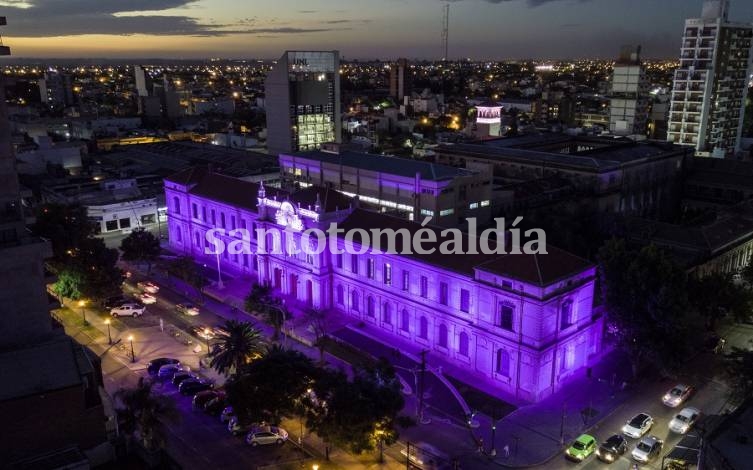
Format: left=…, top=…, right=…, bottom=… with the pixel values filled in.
left=559, top=401, right=567, bottom=445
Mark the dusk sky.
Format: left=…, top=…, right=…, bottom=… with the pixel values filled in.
left=1, top=0, right=752, bottom=60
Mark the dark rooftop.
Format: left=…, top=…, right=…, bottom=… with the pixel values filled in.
left=287, top=150, right=476, bottom=181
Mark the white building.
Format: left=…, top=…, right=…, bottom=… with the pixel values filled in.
left=668, top=0, right=753, bottom=158
left=609, top=46, right=649, bottom=136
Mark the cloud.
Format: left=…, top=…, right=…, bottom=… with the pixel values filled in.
left=449, top=0, right=592, bottom=7
left=1, top=0, right=341, bottom=37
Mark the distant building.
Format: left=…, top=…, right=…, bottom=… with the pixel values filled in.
left=668, top=0, right=753, bottom=157
left=474, top=102, right=503, bottom=137
left=389, top=58, right=411, bottom=101
left=187, top=96, right=235, bottom=116
left=133, top=65, right=149, bottom=97
left=265, top=51, right=341, bottom=156
left=38, top=70, right=74, bottom=109
left=609, top=45, right=649, bottom=136
left=279, top=143, right=493, bottom=228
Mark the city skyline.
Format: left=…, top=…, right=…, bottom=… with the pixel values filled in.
left=1, top=0, right=752, bottom=60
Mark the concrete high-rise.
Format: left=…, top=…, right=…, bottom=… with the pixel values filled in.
left=668, top=0, right=753, bottom=158
left=609, top=45, right=649, bottom=136
left=265, top=51, right=341, bottom=156
left=134, top=65, right=149, bottom=97
left=389, top=58, right=411, bottom=101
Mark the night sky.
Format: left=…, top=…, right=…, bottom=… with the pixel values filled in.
left=1, top=0, right=752, bottom=59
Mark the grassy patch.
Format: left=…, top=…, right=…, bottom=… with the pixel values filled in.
left=320, top=336, right=375, bottom=368
left=446, top=375, right=517, bottom=419
left=52, top=308, right=106, bottom=341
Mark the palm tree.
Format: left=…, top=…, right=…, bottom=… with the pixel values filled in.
left=210, top=319, right=267, bottom=375
left=114, top=377, right=180, bottom=451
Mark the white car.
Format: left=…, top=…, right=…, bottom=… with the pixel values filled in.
left=663, top=384, right=694, bottom=407
left=110, top=303, right=146, bottom=317
left=157, top=363, right=185, bottom=380
left=139, top=293, right=157, bottom=305
left=622, top=413, right=653, bottom=439
left=177, top=303, right=200, bottom=316
left=137, top=281, right=160, bottom=294
left=631, top=435, right=663, bottom=463
left=669, top=407, right=701, bottom=434
left=245, top=426, right=288, bottom=446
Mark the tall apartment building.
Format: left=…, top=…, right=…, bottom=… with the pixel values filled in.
left=389, top=58, right=411, bottom=101
left=265, top=51, right=341, bottom=156
left=668, top=0, right=753, bottom=158
left=133, top=65, right=149, bottom=97
left=609, top=45, right=649, bottom=136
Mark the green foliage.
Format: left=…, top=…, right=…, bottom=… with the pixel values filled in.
left=245, top=284, right=286, bottom=339
left=689, top=272, right=753, bottom=327
left=54, top=237, right=124, bottom=302
left=209, top=320, right=266, bottom=376
left=53, top=269, right=84, bottom=300
left=598, top=239, right=702, bottom=377
left=31, top=203, right=94, bottom=261
left=120, top=228, right=161, bottom=273
left=114, top=377, right=180, bottom=450
left=164, top=256, right=208, bottom=298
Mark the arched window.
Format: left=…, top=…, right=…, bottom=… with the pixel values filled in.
left=496, top=349, right=510, bottom=377
left=382, top=302, right=392, bottom=325
left=173, top=196, right=181, bottom=215
left=419, top=316, right=428, bottom=339
left=438, top=324, right=448, bottom=348
left=401, top=309, right=410, bottom=332
left=560, top=300, right=574, bottom=330
left=458, top=332, right=469, bottom=356
left=367, top=296, right=375, bottom=317
left=351, top=290, right=360, bottom=312
left=336, top=285, right=344, bottom=305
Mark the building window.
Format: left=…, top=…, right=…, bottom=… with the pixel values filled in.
left=469, top=202, right=479, bottom=210
left=420, top=209, right=434, bottom=217
left=438, top=324, right=448, bottom=348
left=560, top=300, right=574, bottom=330
left=243, top=254, right=248, bottom=267
left=384, top=263, right=392, bottom=285
left=419, top=316, right=428, bottom=339
left=211, top=210, right=216, bottom=226
left=351, top=254, right=358, bottom=274
left=351, top=291, right=360, bottom=312
left=401, top=309, right=410, bottom=332
left=439, top=282, right=448, bottom=306
left=220, top=213, right=226, bottom=229
left=383, top=303, right=392, bottom=325
left=439, top=209, right=455, bottom=217
left=141, top=214, right=156, bottom=225
left=119, top=218, right=131, bottom=229
left=420, top=276, right=428, bottom=298
left=173, top=196, right=180, bottom=215
left=231, top=215, right=236, bottom=230
left=195, top=232, right=200, bottom=247
left=458, top=332, right=469, bottom=357
left=175, top=229, right=182, bottom=242
left=480, top=200, right=490, bottom=207
left=498, top=304, right=514, bottom=332
left=496, top=349, right=510, bottom=377
left=367, top=259, right=375, bottom=279
left=201, top=207, right=206, bottom=221
left=402, top=270, right=410, bottom=291
left=460, top=289, right=470, bottom=313
left=105, top=220, right=118, bottom=231
left=337, top=285, right=344, bottom=305
left=192, top=203, right=198, bottom=219
left=336, top=253, right=343, bottom=269
left=367, top=296, right=375, bottom=317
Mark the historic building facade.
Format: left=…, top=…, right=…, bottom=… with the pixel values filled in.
left=165, top=167, right=604, bottom=402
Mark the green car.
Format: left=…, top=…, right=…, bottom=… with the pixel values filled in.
left=565, top=434, right=596, bottom=462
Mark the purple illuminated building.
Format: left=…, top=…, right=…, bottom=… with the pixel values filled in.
left=165, top=167, right=605, bottom=402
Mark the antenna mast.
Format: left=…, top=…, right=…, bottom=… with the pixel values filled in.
left=442, top=3, right=449, bottom=61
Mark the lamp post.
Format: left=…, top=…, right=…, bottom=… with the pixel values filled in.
left=104, top=318, right=112, bottom=345
left=78, top=300, right=88, bottom=326
left=215, top=251, right=224, bottom=289
left=128, top=334, right=135, bottom=363
left=204, top=328, right=211, bottom=354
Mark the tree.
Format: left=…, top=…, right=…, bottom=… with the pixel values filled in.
left=689, top=272, right=753, bottom=328
left=114, top=377, right=180, bottom=451
left=741, top=255, right=753, bottom=285
left=304, top=308, right=330, bottom=363
left=164, top=256, right=208, bottom=303
left=225, top=345, right=319, bottom=424
left=245, top=284, right=286, bottom=340
left=53, top=237, right=124, bottom=302
left=31, top=203, right=94, bottom=261
left=209, top=320, right=266, bottom=376
left=307, top=358, right=405, bottom=455
left=120, top=228, right=161, bottom=273
left=599, top=239, right=701, bottom=378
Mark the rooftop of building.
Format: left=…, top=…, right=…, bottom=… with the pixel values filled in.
left=440, top=133, right=687, bottom=171
left=41, top=174, right=164, bottom=206
left=285, top=149, right=477, bottom=181
left=706, top=399, right=753, bottom=470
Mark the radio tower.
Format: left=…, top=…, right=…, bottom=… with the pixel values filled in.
left=441, top=3, right=449, bottom=61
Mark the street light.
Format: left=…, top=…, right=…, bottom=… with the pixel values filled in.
left=204, top=328, right=211, bottom=354
left=312, top=465, right=319, bottom=470
left=128, top=334, right=135, bottom=363
left=78, top=300, right=88, bottom=326
left=104, top=318, right=112, bottom=345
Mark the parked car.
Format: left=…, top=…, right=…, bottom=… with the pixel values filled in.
left=192, top=390, right=221, bottom=411
left=177, top=303, right=200, bottom=316
left=245, top=426, right=289, bottom=446
left=139, top=293, right=157, bottom=305
left=228, top=417, right=262, bottom=436
left=565, top=434, right=596, bottom=462
left=110, top=303, right=146, bottom=318
left=179, top=379, right=213, bottom=396
left=399, top=442, right=449, bottom=470
left=104, top=295, right=128, bottom=310
left=669, top=407, right=701, bottom=434
left=204, top=395, right=226, bottom=415
left=137, top=281, right=160, bottom=294
left=622, top=413, right=654, bottom=439
left=172, top=372, right=197, bottom=387
left=147, top=358, right=179, bottom=375
left=220, top=406, right=236, bottom=423
left=157, top=363, right=185, bottom=380
left=663, top=384, right=694, bottom=407
left=596, top=434, right=627, bottom=463
left=631, top=435, right=663, bottom=463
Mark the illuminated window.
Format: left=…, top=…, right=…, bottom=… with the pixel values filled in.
left=458, top=332, right=469, bottom=357
left=480, top=200, right=490, bottom=207
left=367, top=259, right=375, bottom=279
left=469, top=202, right=479, bottom=210
left=401, top=309, right=410, bottom=332
left=560, top=300, right=574, bottom=330
left=439, top=209, right=455, bottom=217
left=438, top=324, right=448, bottom=348
left=383, top=302, right=392, bottom=325
left=384, top=263, right=392, bottom=285
left=460, top=289, right=470, bottom=313
left=439, top=282, right=449, bottom=306
left=419, top=316, right=428, bottom=339
left=498, top=304, right=514, bottom=331
left=420, top=209, right=434, bottom=217
left=402, top=270, right=409, bottom=291
left=367, top=296, right=375, bottom=317
left=173, top=196, right=181, bottom=215
left=496, top=349, right=510, bottom=377
left=351, top=291, right=360, bottom=312
left=420, top=276, right=428, bottom=298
